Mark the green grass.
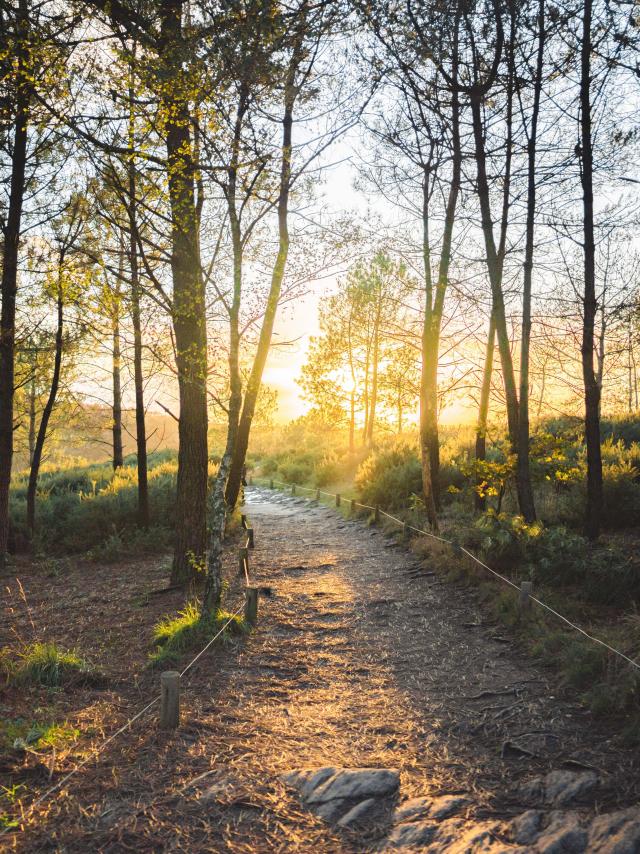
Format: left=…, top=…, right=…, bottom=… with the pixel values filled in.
left=149, top=602, right=246, bottom=667
left=0, top=717, right=79, bottom=752
left=10, top=642, right=97, bottom=687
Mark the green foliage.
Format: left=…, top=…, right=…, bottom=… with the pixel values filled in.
left=149, top=602, right=246, bottom=667
left=10, top=642, right=96, bottom=687
left=0, top=718, right=79, bottom=752
left=8, top=451, right=193, bottom=557
left=355, top=442, right=422, bottom=510
left=278, top=459, right=314, bottom=484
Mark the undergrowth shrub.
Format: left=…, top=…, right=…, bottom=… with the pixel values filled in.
left=355, top=443, right=422, bottom=510
left=8, top=451, right=217, bottom=558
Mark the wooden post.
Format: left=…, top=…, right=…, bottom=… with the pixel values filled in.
left=316, top=488, right=320, bottom=501
left=244, top=587, right=259, bottom=626
left=270, top=478, right=274, bottom=489
left=375, top=505, right=380, bottom=524
left=247, top=527, right=254, bottom=549
left=350, top=498, right=356, bottom=515
left=160, top=670, right=180, bottom=730
left=292, top=484, right=296, bottom=496
left=238, top=546, right=248, bottom=577
left=335, top=493, right=341, bottom=508
left=402, top=521, right=408, bottom=539
left=241, top=513, right=247, bottom=529
left=519, top=581, right=532, bottom=611
left=249, top=475, right=253, bottom=485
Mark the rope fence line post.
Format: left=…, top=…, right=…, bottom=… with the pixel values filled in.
left=247, top=528, right=254, bottom=549
left=350, top=498, right=356, bottom=516
left=270, top=478, right=274, bottom=489
left=316, top=488, right=320, bottom=501
left=335, top=493, right=341, bottom=508
left=160, top=671, right=180, bottom=730
left=292, top=484, right=296, bottom=496
left=375, top=505, right=380, bottom=524
left=520, top=581, right=532, bottom=612
left=402, top=521, right=408, bottom=539
left=238, top=546, right=249, bottom=579
left=245, top=587, right=259, bottom=626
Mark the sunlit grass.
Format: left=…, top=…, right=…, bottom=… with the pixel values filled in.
left=11, top=642, right=96, bottom=687
left=149, top=603, right=246, bottom=667
left=0, top=717, right=79, bottom=752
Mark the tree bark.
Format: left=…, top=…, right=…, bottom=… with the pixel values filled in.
left=27, top=284, right=64, bottom=537
left=112, top=275, right=124, bottom=470
left=160, top=0, right=208, bottom=585
left=579, top=0, right=603, bottom=540
left=420, top=46, right=461, bottom=528
left=516, top=0, right=545, bottom=524
left=0, top=7, right=29, bottom=566
left=203, top=87, right=247, bottom=614
left=128, top=46, right=149, bottom=528
left=225, top=67, right=296, bottom=510
left=475, top=314, right=496, bottom=512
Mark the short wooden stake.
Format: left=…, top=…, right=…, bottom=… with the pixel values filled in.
left=375, top=505, right=380, bottom=524
left=350, top=498, right=356, bottom=515
left=292, top=484, right=296, bottom=496
left=247, top=527, right=254, bottom=549
left=519, top=581, right=532, bottom=611
left=335, top=493, right=341, bottom=508
left=269, top=478, right=274, bottom=489
left=160, top=670, right=180, bottom=730
left=241, top=513, right=247, bottom=529
left=316, top=488, right=320, bottom=501
left=238, top=546, right=249, bottom=576
left=249, top=475, right=253, bottom=485
left=244, top=587, right=259, bottom=626
left=402, top=521, right=408, bottom=539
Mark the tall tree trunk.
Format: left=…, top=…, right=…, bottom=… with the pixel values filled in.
left=28, top=370, right=36, bottom=466
left=349, top=390, right=355, bottom=452
left=128, top=46, right=149, bottom=528
left=470, top=93, right=519, bottom=450
left=160, top=0, right=208, bottom=585
left=203, top=88, right=247, bottom=614
left=579, top=0, right=603, bottom=540
left=112, top=278, right=124, bottom=470
left=366, top=306, right=381, bottom=446
left=0, top=8, right=29, bottom=566
left=475, top=314, right=496, bottom=512
left=420, top=47, right=461, bottom=527
left=225, top=68, right=296, bottom=510
left=27, top=285, right=63, bottom=537
left=516, top=0, right=544, bottom=524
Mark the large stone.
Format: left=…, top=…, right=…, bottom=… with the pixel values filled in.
left=282, top=766, right=399, bottom=827
left=534, top=811, right=587, bottom=853
left=511, top=810, right=543, bottom=845
left=393, top=794, right=470, bottom=825
left=338, top=798, right=380, bottom=828
left=587, top=806, right=640, bottom=853
left=305, top=768, right=400, bottom=804
left=385, top=820, right=436, bottom=848
left=520, top=770, right=599, bottom=806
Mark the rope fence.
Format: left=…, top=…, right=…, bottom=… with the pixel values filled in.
left=252, top=475, right=640, bottom=677
left=2, top=521, right=262, bottom=838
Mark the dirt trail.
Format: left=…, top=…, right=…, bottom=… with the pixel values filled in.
left=9, top=486, right=640, bottom=852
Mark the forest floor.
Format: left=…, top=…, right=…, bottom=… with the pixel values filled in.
left=2, top=485, right=640, bottom=852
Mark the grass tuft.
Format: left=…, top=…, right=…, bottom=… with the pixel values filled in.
left=149, top=602, right=246, bottom=667
left=11, top=642, right=97, bottom=687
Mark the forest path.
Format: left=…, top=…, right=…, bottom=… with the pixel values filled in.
left=12, top=486, right=640, bottom=852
